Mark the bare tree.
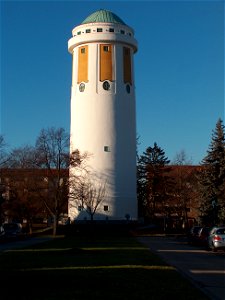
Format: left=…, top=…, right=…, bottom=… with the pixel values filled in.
left=8, top=145, right=37, bottom=168
left=35, top=127, right=70, bottom=236
left=171, top=166, right=199, bottom=230
left=172, top=150, right=193, bottom=165
left=0, top=135, right=9, bottom=167
left=69, top=174, right=107, bottom=221
left=34, top=129, right=90, bottom=235
left=83, top=179, right=107, bottom=221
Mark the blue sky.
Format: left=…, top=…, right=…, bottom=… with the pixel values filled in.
left=1, top=0, right=224, bottom=164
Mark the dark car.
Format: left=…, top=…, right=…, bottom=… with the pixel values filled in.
left=3, top=223, right=24, bottom=239
left=198, top=226, right=211, bottom=246
left=0, top=225, right=5, bottom=240
left=187, top=226, right=202, bottom=245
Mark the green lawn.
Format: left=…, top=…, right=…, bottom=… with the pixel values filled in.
left=0, top=234, right=209, bottom=300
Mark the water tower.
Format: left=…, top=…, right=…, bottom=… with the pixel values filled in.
left=68, top=9, right=138, bottom=221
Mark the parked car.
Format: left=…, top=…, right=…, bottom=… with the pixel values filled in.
left=0, top=224, right=5, bottom=240
left=58, top=216, right=69, bottom=225
left=198, top=226, right=211, bottom=246
left=207, top=226, right=225, bottom=252
left=3, top=223, right=24, bottom=240
left=187, top=226, right=202, bottom=245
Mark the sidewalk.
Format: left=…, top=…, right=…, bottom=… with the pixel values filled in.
left=138, top=235, right=225, bottom=300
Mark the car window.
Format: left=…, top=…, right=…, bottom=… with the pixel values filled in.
left=192, top=227, right=202, bottom=234
left=4, top=224, right=17, bottom=230
left=216, top=229, right=225, bottom=235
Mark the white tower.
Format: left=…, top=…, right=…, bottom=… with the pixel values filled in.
left=68, top=9, right=138, bottom=221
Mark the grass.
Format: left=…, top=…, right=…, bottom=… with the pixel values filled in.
left=0, top=232, right=209, bottom=300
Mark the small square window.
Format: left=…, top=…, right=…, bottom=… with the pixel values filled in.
left=120, top=30, right=125, bottom=34
left=81, top=48, right=85, bottom=54
left=86, top=29, right=91, bottom=33
left=104, top=146, right=110, bottom=152
left=97, top=28, right=103, bottom=32
left=78, top=205, right=83, bottom=211
left=103, top=46, right=109, bottom=52
left=77, top=31, right=81, bottom=35
left=104, top=205, right=109, bottom=211
left=109, top=28, right=114, bottom=32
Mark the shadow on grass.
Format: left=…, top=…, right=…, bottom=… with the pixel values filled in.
left=0, top=235, right=209, bottom=300
left=1, top=268, right=209, bottom=300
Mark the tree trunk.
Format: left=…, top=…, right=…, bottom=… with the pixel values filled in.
left=53, top=214, right=57, bottom=236
left=27, top=219, right=33, bottom=235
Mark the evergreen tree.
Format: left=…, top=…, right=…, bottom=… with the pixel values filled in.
left=137, top=142, right=171, bottom=221
left=199, top=118, right=225, bottom=225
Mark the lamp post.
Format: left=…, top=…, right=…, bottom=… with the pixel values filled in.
left=211, top=197, right=218, bottom=225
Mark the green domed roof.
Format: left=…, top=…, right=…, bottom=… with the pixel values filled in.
left=81, top=9, right=126, bottom=25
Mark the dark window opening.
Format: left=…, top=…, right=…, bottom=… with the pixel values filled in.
left=104, top=146, right=110, bottom=152
left=103, top=46, right=109, bottom=52
left=104, top=205, right=109, bottom=211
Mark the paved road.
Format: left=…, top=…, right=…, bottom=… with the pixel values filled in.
left=138, top=235, right=225, bottom=300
